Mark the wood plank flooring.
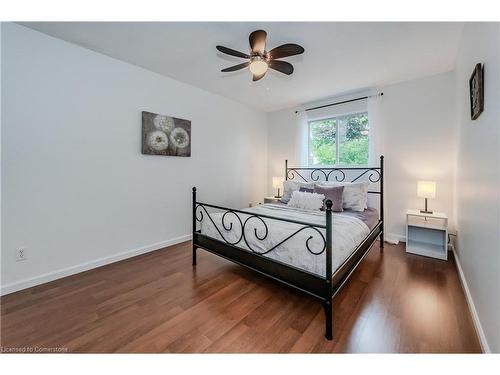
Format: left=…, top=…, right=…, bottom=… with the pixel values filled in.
left=0, top=241, right=481, bottom=353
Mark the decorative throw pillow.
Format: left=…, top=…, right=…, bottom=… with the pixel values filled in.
left=299, top=186, right=314, bottom=193
left=287, top=191, right=325, bottom=211
left=280, top=180, right=314, bottom=203
left=318, top=181, right=369, bottom=212
left=313, top=184, right=344, bottom=212
left=341, top=182, right=369, bottom=211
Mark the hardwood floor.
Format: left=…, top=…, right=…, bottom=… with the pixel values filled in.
left=0, top=241, right=481, bottom=353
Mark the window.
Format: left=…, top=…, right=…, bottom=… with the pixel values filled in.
left=308, top=112, right=369, bottom=166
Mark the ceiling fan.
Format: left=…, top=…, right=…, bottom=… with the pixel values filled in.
left=216, top=30, right=305, bottom=82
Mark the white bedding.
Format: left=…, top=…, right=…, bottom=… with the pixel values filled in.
left=200, top=203, right=370, bottom=276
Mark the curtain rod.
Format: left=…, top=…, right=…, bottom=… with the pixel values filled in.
left=295, top=92, right=383, bottom=114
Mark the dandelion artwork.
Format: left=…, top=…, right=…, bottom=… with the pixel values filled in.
left=142, top=111, right=191, bottom=156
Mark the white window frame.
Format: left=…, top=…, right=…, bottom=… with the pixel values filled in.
left=308, top=111, right=369, bottom=168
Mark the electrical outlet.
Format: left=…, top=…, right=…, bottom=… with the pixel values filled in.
left=16, top=247, right=27, bottom=262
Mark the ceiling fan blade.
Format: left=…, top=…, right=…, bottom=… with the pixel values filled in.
left=269, top=60, right=294, bottom=75
left=252, top=71, right=266, bottom=81
left=216, top=45, right=250, bottom=59
left=249, top=30, right=267, bottom=54
left=221, top=62, right=250, bottom=72
left=268, top=43, right=305, bottom=59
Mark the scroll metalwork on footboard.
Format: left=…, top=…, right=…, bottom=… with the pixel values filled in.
left=191, top=155, right=384, bottom=341
left=195, top=203, right=327, bottom=255
left=192, top=193, right=334, bottom=304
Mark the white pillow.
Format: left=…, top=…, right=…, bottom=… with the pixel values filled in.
left=280, top=180, right=314, bottom=203
left=287, top=191, right=325, bottom=211
left=318, top=181, right=369, bottom=211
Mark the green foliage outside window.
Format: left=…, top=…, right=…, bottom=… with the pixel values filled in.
left=310, top=118, right=337, bottom=165
left=309, top=113, right=369, bottom=166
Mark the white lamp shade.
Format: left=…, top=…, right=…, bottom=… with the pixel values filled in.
left=417, top=181, right=436, bottom=199
left=272, top=176, right=284, bottom=189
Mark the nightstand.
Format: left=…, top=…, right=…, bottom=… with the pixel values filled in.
left=406, top=209, right=448, bottom=260
left=264, top=196, right=280, bottom=204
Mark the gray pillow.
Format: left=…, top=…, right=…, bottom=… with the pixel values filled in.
left=280, top=180, right=314, bottom=203
left=299, top=186, right=314, bottom=193
left=314, top=184, right=344, bottom=212
left=317, top=181, right=369, bottom=211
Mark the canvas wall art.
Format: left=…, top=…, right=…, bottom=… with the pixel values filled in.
left=469, top=63, right=484, bottom=120
left=142, top=111, right=191, bottom=156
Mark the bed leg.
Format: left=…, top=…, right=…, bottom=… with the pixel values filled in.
left=192, top=245, right=197, bottom=266
left=324, top=300, right=333, bottom=340
left=192, top=186, right=198, bottom=266
left=380, top=232, right=384, bottom=251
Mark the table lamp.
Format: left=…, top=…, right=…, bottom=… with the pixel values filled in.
left=272, top=176, right=285, bottom=198
left=417, top=181, right=436, bottom=214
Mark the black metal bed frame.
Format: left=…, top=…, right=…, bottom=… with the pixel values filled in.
left=191, top=155, right=384, bottom=340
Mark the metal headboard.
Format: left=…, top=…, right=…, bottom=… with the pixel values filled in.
left=285, top=155, right=384, bottom=224
left=285, top=155, right=384, bottom=195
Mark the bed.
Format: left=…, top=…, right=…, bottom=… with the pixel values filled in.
left=191, top=156, right=384, bottom=340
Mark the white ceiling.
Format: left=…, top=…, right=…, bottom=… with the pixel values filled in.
left=20, top=22, right=464, bottom=112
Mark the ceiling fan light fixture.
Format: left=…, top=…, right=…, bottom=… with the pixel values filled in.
left=249, top=59, right=268, bottom=76
left=217, top=30, right=304, bottom=81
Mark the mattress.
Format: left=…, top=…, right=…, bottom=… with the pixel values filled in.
left=337, top=207, right=379, bottom=230
left=273, top=200, right=379, bottom=230
left=200, top=203, right=376, bottom=276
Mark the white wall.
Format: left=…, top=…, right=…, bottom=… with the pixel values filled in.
left=267, top=72, right=457, bottom=241
left=454, top=23, right=500, bottom=353
left=0, top=23, right=3, bottom=291
left=379, top=72, right=457, bottom=239
left=267, top=108, right=304, bottom=187
left=1, top=23, right=268, bottom=294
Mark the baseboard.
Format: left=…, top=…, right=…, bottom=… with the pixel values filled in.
left=385, top=232, right=405, bottom=244
left=0, top=234, right=192, bottom=296
left=452, top=247, right=491, bottom=353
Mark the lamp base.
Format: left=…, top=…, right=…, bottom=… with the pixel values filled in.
left=274, top=187, right=281, bottom=199
left=420, top=209, right=433, bottom=214
left=420, top=198, right=433, bottom=215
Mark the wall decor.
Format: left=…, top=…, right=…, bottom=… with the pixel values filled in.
left=142, top=111, right=191, bottom=156
left=469, top=63, right=484, bottom=120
